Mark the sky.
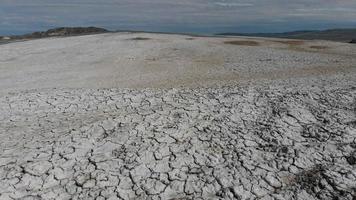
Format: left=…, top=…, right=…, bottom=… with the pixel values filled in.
left=1, top=0, right=356, bottom=35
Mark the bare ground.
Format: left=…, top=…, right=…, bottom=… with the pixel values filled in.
left=0, top=33, right=356, bottom=200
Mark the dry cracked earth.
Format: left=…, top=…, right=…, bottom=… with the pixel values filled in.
left=1, top=83, right=356, bottom=200
left=1, top=33, right=356, bottom=200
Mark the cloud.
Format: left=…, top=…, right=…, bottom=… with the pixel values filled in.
left=214, top=2, right=254, bottom=7
left=296, top=7, right=356, bottom=13
left=0, top=0, right=356, bottom=35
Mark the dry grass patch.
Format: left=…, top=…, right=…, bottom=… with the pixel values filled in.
left=274, top=40, right=304, bottom=46
left=309, top=45, right=328, bottom=50
left=224, top=40, right=260, bottom=46
left=128, top=37, right=151, bottom=41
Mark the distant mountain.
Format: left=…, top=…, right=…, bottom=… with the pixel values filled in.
left=217, top=28, right=356, bottom=42
left=2, top=27, right=356, bottom=44
left=1, top=27, right=109, bottom=42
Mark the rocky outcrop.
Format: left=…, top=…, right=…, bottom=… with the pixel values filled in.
left=350, top=39, right=356, bottom=44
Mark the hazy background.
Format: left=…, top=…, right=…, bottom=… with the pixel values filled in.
left=1, top=0, right=356, bottom=35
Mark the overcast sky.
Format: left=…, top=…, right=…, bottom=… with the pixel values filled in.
left=1, top=0, right=356, bottom=35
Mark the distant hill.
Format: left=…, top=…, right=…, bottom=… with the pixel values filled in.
left=2, top=27, right=356, bottom=44
left=1, top=27, right=109, bottom=42
left=217, top=28, right=356, bottom=42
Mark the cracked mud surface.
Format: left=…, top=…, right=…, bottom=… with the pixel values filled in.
left=1, top=32, right=356, bottom=92
left=1, top=33, right=356, bottom=199
left=1, top=81, right=356, bottom=199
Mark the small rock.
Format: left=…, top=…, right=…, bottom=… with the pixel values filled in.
left=83, top=179, right=96, bottom=188
left=252, top=185, right=269, bottom=197
left=244, top=140, right=258, bottom=147
left=143, top=179, right=166, bottom=195
left=23, top=161, right=52, bottom=176
left=43, top=174, right=59, bottom=189
left=265, top=174, right=282, bottom=188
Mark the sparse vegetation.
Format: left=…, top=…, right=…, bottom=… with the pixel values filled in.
left=224, top=40, right=260, bottom=46
left=310, top=45, right=328, bottom=49
left=128, top=37, right=151, bottom=41
left=273, top=40, right=304, bottom=46
left=295, top=165, right=325, bottom=192
left=346, top=152, right=356, bottom=165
